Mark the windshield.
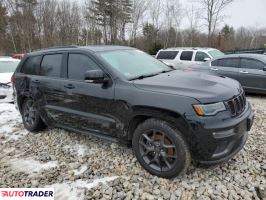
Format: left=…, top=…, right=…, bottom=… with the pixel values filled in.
left=99, top=50, right=172, bottom=80
left=208, top=50, right=224, bottom=59
left=0, top=60, right=20, bottom=73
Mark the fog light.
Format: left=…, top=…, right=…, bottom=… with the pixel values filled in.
left=213, top=129, right=235, bottom=139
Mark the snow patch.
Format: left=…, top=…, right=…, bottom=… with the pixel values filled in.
left=71, top=176, right=118, bottom=190
left=9, top=158, right=58, bottom=174
left=63, top=144, right=88, bottom=157
left=46, top=176, right=118, bottom=200
left=0, top=103, right=26, bottom=141
left=73, top=165, right=88, bottom=176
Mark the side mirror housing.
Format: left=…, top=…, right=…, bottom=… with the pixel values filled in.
left=84, top=70, right=108, bottom=84
left=204, top=58, right=211, bottom=62
left=263, top=66, right=266, bottom=71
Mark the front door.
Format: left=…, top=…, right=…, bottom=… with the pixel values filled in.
left=61, top=53, right=118, bottom=137
left=238, top=58, right=266, bottom=92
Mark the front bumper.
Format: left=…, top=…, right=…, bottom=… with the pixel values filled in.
left=186, top=103, right=254, bottom=164
left=0, top=87, right=14, bottom=103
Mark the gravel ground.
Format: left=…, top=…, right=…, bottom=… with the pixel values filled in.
left=0, top=95, right=265, bottom=200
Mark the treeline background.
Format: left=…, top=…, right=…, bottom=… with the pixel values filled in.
left=0, top=0, right=266, bottom=55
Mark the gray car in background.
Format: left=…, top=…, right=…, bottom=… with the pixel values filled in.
left=190, top=54, right=266, bottom=94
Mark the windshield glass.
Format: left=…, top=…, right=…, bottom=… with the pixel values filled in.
left=0, top=60, right=20, bottom=73
left=208, top=50, right=224, bottom=59
left=99, top=50, right=172, bottom=80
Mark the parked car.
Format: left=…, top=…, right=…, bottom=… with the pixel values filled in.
left=155, top=47, right=224, bottom=70
left=13, top=46, right=254, bottom=178
left=0, top=57, right=20, bottom=103
left=12, top=53, right=25, bottom=59
left=189, top=54, right=266, bottom=94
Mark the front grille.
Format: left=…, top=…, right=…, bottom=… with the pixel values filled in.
left=225, top=92, right=246, bottom=116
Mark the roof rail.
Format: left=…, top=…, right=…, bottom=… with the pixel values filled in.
left=33, top=45, right=78, bottom=52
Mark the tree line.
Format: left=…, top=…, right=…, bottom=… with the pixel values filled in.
left=0, top=0, right=265, bottom=55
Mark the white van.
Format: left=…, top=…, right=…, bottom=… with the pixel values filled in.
left=155, top=47, right=224, bottom=70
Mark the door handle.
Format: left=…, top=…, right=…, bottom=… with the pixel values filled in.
left=64, top=84, right=75, bottom=89
left=32, top=80, right=40, bottom=84
left=240, top=71, right=249, bottom=74
left=211, top=68, right=219, bottom=71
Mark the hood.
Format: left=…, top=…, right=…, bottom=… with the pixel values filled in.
left=0, top=73, right=13, bottom=85
left=133, top=71, right=241, bottom=103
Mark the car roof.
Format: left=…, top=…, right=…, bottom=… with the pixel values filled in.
left=215, top=53, right=266, bottom=63
left=159, top=47, right=217, bottom=51
left=0, top=57, right=20, bottom=62
left=28, top=45, right=136, bottom=56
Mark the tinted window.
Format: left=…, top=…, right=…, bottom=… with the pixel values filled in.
left=240, top=58, right=265, bottom=70
left=218, top=58, right=239, bottom=68
left=40, top=54, right=62, bottom=77
left=157, top=51, right=179, bottom=59
left=68, top=54, right=99, bottom=80
left=195, top=51, right=210, bottom=62
left=21, top=56, right=42, bottom=75
left=180, top=51, right=193, bottom=61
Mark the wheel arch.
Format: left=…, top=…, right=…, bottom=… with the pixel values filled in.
left=127, top=106, right=191, bottom=143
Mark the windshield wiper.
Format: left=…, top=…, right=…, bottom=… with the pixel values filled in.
left=130, top=69, right=175, bottom=81
left=130, top=73, right=160, bottom=81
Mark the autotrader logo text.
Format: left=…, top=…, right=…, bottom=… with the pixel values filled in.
left=0, top=188, right=54, bottom=200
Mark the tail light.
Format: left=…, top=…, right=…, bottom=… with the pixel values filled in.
left=11, top=75, right=15, bottom=83
left=185, top=67, right=193, bottom=72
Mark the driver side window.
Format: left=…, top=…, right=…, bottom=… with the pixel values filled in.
left=195, top=51, right=210, bottom=62
left=68, top=53, right=99, bottom=80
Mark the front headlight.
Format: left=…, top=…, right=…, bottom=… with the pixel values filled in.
left=193, top=102, right=226, bottom=116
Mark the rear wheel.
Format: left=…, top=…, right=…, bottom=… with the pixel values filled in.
left=22, top=98, right=46, bottom=132
left=132, top=118, right=191, bottom=178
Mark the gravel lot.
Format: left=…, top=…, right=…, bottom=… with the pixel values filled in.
left=0, top=95, right=265, bottom=200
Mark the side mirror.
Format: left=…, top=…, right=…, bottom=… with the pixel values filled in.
left=84, top=70, right=108, bottom=84
left=263, top=66, right=266, bottom=71
left=204, top=58, right=211, bottom=62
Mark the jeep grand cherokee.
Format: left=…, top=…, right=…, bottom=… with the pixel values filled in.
left=12, top=45, right=254, bottom=178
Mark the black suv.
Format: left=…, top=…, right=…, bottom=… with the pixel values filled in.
left=13, top=46, right=254, bottom=178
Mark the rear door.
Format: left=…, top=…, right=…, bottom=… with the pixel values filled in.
left=239, top=58, right=266, bottom=92
left=210, top=57, right=240, bottom=80
left=60, top=52, right=117, bottom=137
left=37, top=53, right=67, bottom=125
left=178, top=51, right=194, bottom=69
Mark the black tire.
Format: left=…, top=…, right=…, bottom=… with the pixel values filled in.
left=132, top=118, right=191, bottom=178
left=21, top=98, right=46, bottom=132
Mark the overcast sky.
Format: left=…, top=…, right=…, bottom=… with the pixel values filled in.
left=180, top=0, right=266, bottom=30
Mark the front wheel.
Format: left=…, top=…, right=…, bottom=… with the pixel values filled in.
left=21, top=98, right=46, bottom=132
left=132, top=119, right=191, bottom=178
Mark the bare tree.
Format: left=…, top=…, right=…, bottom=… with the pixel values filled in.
left=198, top=0, right=234, bottom=46
left=186, top=5, right=200, bottom=46
left=129, top=0, right=149, bottom=46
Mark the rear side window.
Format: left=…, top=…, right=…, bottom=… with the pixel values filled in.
left=195, top=51, right=210, bottom=62
left=157, top=51, right=179, bottom=59
left=180, top=51, right=193, bottom=61
left=218, top=58, right=239, bottom=68
left=40, top=54, right=63, bottom=77
left=21, top=56, right=42, bottom=75
left=240, top=58, right=265, bottom=70
left=68, top=54, right=99, bottom=80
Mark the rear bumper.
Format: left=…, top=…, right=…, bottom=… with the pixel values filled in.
left=187, top=103, right=254, bottom=164
left=0, top=88, right=13, bottom=103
